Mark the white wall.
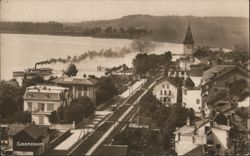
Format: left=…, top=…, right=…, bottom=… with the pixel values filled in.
left=238, top=96, right=250, bottom=107
left=190, top=76, right=202, bottom=87
left=24, top=100, right=62, bottom=112
left=153, top=80, right=178, bottom=106
left=32, top=114, right=50, bottom=125
left=182, top=89, right=202, bottom=113
left=183, top=44, right=194, bottom=55
left=211, top=127, right=229, bottom=152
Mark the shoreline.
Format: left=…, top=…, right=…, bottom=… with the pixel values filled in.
left=0, top=31, right=182, bottom=45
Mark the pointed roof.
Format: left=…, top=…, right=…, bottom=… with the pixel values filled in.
left=183, top=20, right=195, bottom=44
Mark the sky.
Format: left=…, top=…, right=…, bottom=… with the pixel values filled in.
left=0, top=0, right=249, bottom=22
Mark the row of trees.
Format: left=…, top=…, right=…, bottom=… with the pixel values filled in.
left=0, top=22, right=152, bottom=39
left=193, top=45, right=249, bottom=66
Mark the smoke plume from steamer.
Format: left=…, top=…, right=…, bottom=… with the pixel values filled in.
left=35, top=40, right=159, bottom=66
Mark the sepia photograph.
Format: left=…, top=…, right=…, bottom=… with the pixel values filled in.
left=0, top=0, right=249, bottom=155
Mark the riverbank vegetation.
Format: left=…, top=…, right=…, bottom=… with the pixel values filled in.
left=0, top=15, right=248, bottom=48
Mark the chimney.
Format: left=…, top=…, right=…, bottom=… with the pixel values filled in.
left=227, top=115, right=231, bottom=126
left=193, top=126, right=197, bottom=135
left=72, top=121, right=75, bottom=129
left=187, top=116, right=191, bottom=126
left=210, top=120, right=214, bottom=127
left=178, top=132, right=181, bottom=141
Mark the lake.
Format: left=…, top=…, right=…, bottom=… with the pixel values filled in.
left=0, top=33, right=183, bottom=80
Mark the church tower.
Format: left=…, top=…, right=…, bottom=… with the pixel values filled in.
left=183, top=19, right=195, bottom=55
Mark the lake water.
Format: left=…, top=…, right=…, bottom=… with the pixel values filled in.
left=0, top=33, right=183, bottom=80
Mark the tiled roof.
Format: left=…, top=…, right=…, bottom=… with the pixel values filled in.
left=184, top=77, right=195, bottom=89
left=53, top=76, right=98, bottom=86
left=188, top=66, right=205, bottom=77
left=22, top=125, right=48, bottom=140
left=202, top=65, right=235, bottom=83
left=7, top=124, right=27, bottom=136
left=24, top=92, right=62, bottom=101
left=184, top=145, right=204, bottom=156
left=154, top=77, right=182, bottom=88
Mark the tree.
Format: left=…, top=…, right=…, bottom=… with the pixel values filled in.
left=96, top=77, right=118, bottom=105
left=13, top=111, right=31, bottom=123
left=0, top=80, right=24, bottom=121
left=64, top=97, right=95, bottom=123
left=63, top=63, right=78, bottom=77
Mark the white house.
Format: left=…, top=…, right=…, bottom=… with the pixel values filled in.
left=23, top=85, right=70, bottom=125
left=153, top=78, right=180, bottom=106
left=182, top=87, right=202, bottom=115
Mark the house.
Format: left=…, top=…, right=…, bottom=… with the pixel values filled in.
left=201, top=65, right=250, bottom=98
left=13, top=125, right=50, bottom=155
left=166, top=69, right=188, bottom=79
left=182, top=87, right=203, bottom=116
left=175, top=117, right=232, bottom=156
left=153, top=77, right=181, bottom=106
left=0, top=124, right=27, bottom=148
left=23, top=85, right=70, bottom=125
left=53, top=76, right=99, bottom=102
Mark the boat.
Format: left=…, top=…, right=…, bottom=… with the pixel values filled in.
left=13, top=68, right=53, bottom=77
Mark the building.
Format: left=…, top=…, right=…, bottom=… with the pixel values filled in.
left=183, top=20, right=195, bottom=55
left=153, top=77, right=181, bottom=106
left=182, top=87, right=203, bottom=115
left=23, top=85, right=70, bottom=125
left=202, top=65, right=250, bottom=98
left=13, top=125, right=49, bottom=155
left=0, top=124, right=27, bottom=149
left=53, top=76, right=99, bottom=102
left=175, top=117, right=232, bottom=156
left=166, top=69, right=188, bottom=79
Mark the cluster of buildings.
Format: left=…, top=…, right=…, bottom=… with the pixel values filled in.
left=152, top=22, right=250, bottom=155
left=1, top=74, right=99, bottom=155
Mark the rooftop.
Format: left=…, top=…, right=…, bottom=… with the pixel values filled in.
left=16, top=125, right=49, bottom=140
left=183, top=25, right=195, bottom=44
left=155, top=77, right=182, bottom=88
left=202, top=65, right=236, bottom=83
left=7, top=124, right=27, bottom=136
left=53, top=76, right=99, bottom=86
left=188, top=66, right=205, bottom=77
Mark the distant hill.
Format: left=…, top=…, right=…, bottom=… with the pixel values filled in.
left=65, top=15, right=249, bottom=48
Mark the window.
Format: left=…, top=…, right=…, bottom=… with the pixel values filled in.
left=160, top=90, right=162, bottom=95
left=162, top=85, right=165, bottom=88
left=181, top=71, right=185, bottom=75
left=168, top=98, right=171, bottom=102
left=167, top=84, right=169, bottom=89
left=183, top=90, right=187, bottom=95
left=169, top=91, right=171, bottom=95
left=196, top=99, right=200, bottom=104
left=84, top=87, right=87, bottom=91
left=28, top=102, right=32, bottom=111
left=164, top=90, right=167, bottom=95
left=39, top=116, right=44, bottom=124
left=47, top=103, right=54, bottom=111
left=163, top=97, right=167, bottom=102
left=38, top=103, right=45, bottom=111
